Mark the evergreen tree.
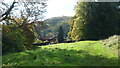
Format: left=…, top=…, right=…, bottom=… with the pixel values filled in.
left=58, top=26, right=64, bottom=43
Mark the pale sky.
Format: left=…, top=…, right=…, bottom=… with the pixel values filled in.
left=2, top=0, right=77, bottom=19
left=45, top=0, right=77, bottom=19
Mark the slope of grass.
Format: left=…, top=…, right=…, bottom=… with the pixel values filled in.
left=2, top=41, right=118, bottom=66
left=100, top=35, right=119, bottom=56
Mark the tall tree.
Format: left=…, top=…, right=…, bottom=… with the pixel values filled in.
left=68, top=2, right=120, bottom=41
left=58, top=26, right=64, bottom=43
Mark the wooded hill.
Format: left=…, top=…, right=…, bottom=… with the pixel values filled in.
left=39, top=16, right=70, bottom=39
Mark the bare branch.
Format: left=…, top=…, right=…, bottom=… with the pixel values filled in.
left=0, top=1, right=17, bottom=22
left=1, top=2, right=9, bottom=9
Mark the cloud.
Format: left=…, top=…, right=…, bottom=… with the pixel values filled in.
left=45, top=0, right=77, bottom=19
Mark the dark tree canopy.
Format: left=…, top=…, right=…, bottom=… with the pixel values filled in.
left=68, top=2, right=120, bottom=41
left=58, top=26, right=64, bottom=43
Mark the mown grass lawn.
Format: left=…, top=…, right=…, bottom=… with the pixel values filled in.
left=2, top=41, right=118, bottom=66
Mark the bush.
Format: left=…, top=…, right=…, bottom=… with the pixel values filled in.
left=22, top=25, right=36, bottom=49
left=2, top=25, right=26, bottom=54
left=2, top=20, right=37, bottom=54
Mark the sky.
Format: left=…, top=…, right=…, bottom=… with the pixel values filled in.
left=1, top=0, right=77, bottom=19
left=45, top=0, right=77, bottom=19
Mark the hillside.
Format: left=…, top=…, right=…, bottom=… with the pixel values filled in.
left=39, top=16, right=70, bottom=38
left=2, top=40, right=118, bottom=66
left=45, top=16, right=70, bottom=26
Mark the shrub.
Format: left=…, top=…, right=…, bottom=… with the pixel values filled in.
left=2, top=25, right=26, bottom=54
left=22, top=25, right=36, bottom=49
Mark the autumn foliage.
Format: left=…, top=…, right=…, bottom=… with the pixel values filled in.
left=2, top=23, right=36, bottom=54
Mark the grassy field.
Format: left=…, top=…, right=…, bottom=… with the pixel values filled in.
left=2, top=40, right=118, bottom=66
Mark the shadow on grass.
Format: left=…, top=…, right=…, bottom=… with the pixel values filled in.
left=41, top=48, right=118, bottom=66
left=2, top=47, right=118, bottom=67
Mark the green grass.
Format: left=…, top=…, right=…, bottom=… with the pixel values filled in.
left=2, top=41, right=118, bottom=66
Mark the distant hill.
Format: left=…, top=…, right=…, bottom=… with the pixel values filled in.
left=45, top=16, right=70, bottom=26
left=39, top=16, right=71, bottom=39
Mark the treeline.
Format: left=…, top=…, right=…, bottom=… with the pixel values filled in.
left=68, top=2, right=120, bottom=41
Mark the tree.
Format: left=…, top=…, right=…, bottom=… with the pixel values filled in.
left=0, top=0, right=47, bottom=36
left=58, top=26, right=64, bottom=43
left=0, top=1, right=17, bottom=22
left=68, top=2, right=120, bottom=41
left=1, top=0, right=48, bottom=52
left=0, top=0, right=47, bottom=22
left=2, top=24, right=26, bottom=54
